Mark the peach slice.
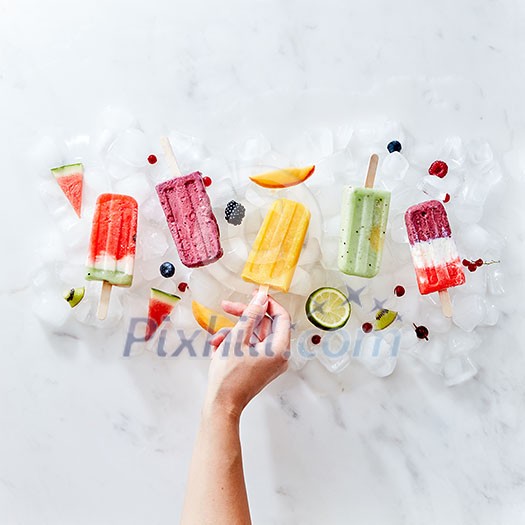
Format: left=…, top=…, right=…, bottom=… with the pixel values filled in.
left=192, top=300, right=235, bottom=334
left=249, top=165, right=315, bottom=188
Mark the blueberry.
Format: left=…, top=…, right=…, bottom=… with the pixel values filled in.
left=387, top=140, right=402, bottom=153
left=160, top=262, right=176, bottom=278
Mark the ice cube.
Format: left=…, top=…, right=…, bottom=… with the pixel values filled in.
left=107, top=129, right=151, bottom=171
left=380, top=152, right=409, bottom=183
left=221, top=236, right=249, bottom=274
left=244, top=186, right=271, bottom=209
left=467, top=139, right=494, bottom=167
left=481, top=302, right=500, bottom=326
left=56, top=262, right=85, bottom=284
left=113, top=175, right=152, bottom=205
left=333, top=124, right=354, bottom=151
left=320, top=236, right=339, bottom=270
left=357, top=330, right=399, bottom=377
left=65, top=135, right=91, bottom=161
left=31, top=135, right=67, bottom=174
left=141, top=196, right=165, bottom=224
left=316, top=330, right=352, bottom=373
left=37, top=232, right=66, bottom=264
left=439, top=136, right=466, bottom=166
left=289, top=266, right=313, bottom=296
left=453, top=197, right=483, bottom=224
left=323, top=215, right=340, bottom=237
left=442, top=355, right=478, bottom=386
left=189, top=269, right=226, bottom=308
left=423, top=306, right=452, bottom=334
left=83, top=168, right=112, bottom=208
left=389, top=213, right=409, bottom=244
left=448, top=328, right=481, bottom=354
left=39, top=179, right=69, bottom=216
left=231, top=134, right=271, bottom=163
left=99, top=106, right=139, bottom=131
left=487, top=265, right=505, bottom=295
left=61, top=215, right=91, bottom=251
left=417, top=176, right=446, bottom=201
left=412, top=336, right=446, bottom=374
left=462, top=266, right=487, bottom=295
left=456, top=224, right=491, bottom=256
left=167, top=131, right=209, bottom=173
left=33, top=292, right=71, bottom=327
left=300, top=237, right=322, bottom=266
left=452, top=294, right=487, bottom=332
left=289, top=128, right=333, bottom=164
left=139, top=227, right=169, bottom=261
left=409, top=142, right=437, bottom=170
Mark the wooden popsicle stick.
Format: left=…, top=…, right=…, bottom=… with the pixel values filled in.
left=97, top=280, right=112, bottom=320
left=439, top=289, right=453, bottom=318
left=364, top=153, right=379, bottom=188
left=160, top=136, right=183, bottom=178
left=258, top=284, right=269, bottom=298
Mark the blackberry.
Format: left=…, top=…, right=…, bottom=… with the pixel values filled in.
left=225, top=200, right=246, bottom=226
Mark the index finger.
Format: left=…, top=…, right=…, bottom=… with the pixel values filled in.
left=267, top=297, right=291, bottom=354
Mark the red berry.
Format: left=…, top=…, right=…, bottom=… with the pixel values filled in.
left=178, top=282, right=188, bottom=292
left=203, top=176, right=212, bottom=187
left=414, top=324, right=429, bottom=340
left=428, top=160, right=448, bottom=178
left=468, top=264, right=477, bottom=272
left=147, top=154, right=157, bottom=165
left=462, top=259, right=470, bottom=266
left=394, top=285, right=405, bottom=297
left=362, top=322, right=373, bottom=333
left=475, top=258, right=483, bottom=267
left=443, top=193, right=451, bottom=203
left=311, top=334, right=322, bottom=345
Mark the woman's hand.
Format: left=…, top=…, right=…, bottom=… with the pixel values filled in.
left=204, top=291, right=291, bottom=419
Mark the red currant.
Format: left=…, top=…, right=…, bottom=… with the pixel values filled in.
left=362, top=322, right=373, bottom=333
left=468, top=264, right=477, bottom=272
left=413, top=324, right=429, bottom=340
left=443, top=193, right=451, bottom=203
left=394, top=285, right=405, bottom=297
left=462, top=259, right=469, bottom=266
left=311, top=334, right=322, bottom=345
left=203, top=176, right=212, bottom=187
left=178, top=282, right=188, bottom=292
left=147, top=154, right=157, bottom=165
left=475, top=258, right=483, bottom=267
left=428, top=160, right=448, bottom=178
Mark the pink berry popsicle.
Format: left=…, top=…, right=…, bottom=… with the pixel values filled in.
left=86, top=193, right=138, bottom=319
left=405, top=200, right=465, bottom=316
left=156, top=138, right=223, bottom=268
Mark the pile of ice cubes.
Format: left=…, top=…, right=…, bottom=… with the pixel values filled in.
left=32, top=109, right=513, bottom=386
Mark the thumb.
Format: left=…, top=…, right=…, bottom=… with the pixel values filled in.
left=231, top=290, right=268, bottom=345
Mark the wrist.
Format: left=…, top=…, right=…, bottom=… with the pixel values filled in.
left=202, top=392, right=243, bottom=425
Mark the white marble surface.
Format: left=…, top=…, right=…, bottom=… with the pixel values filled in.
left=1, top=1, right=525, bottom=524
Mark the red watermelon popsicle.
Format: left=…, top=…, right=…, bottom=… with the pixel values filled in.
left=405, top=200, right=465, bottom=317
left=86, top=193, right=138, bottom=319
left=51, top=163, right=84, bottom=217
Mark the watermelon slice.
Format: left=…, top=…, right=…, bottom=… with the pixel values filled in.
left=51, top=163, right=84, bottom=218
left=146, top=288, right=181, bottom=341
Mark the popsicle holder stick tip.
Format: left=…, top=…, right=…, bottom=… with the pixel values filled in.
left=365, top=153, right=379, bottom=188
left=97, top=280, right=112, bottom=320
left=160, top=136, right=183, bottom=178
left=438, top=289, right=453, bottom=318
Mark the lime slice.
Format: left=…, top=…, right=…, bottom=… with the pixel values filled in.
left=305, top=287, right=351, bottom=331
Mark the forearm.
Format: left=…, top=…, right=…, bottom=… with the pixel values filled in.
left=181, top=401, right=251, bottom=525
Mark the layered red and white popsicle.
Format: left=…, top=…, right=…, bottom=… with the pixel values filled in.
left=404, top=200, right=465, bottom=295
left=86, top=193, right=138, bottom=287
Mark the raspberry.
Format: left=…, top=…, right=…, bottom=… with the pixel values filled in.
left=428, top=160, right=448, bottom=178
